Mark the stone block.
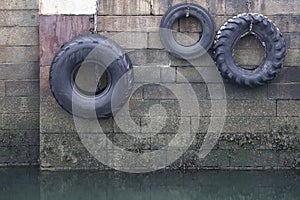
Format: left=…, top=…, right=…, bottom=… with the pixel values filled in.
left=191, top=117, right=209, bottom=134
left=40, top=97, right=114, bottom=134
left=40, top=133, right=107, bottom=170
left=0, top=27, right=38, bottom=46
left=179, top=16, right=203, bottom=33
left=208, top=0, right=226, bottom=15
left=0, top=46, right=39, bottom=63
left=152, top=0, right=209, bottom=15
left=171, top=32, right=200, bottom=47
left=189, top=133, right=209, bottom=150
left=127, top=49, right=169, bottom=66
left=2, top=113, right=39, bottom=130
left=98, top=0, right=151, bottom=15
left=143, top=84, right=176, bottom=100
left=233, top=49, right=265, bottom=67
left=177, top=66, right=204, bottom=83
left=230, top=150, right=279, bottom=168
left=176, top=67, right=223, bottom=86
left=285, top=49, right=300, bottom=67
left=151, top=0, right=171, bottom=16
left=269, top=117, right=300, bottom=133
left=218, top=134, right=264, bottom=151
left=113, top=117, right=141, bottom=133
left=0, top=130, right=39, bottom=147
left=191, top=84, right=208, bottom=100
left=268, top=83, right=300, bottom=100
left=0, top=97, right=39, bottom=114
left=0, top=63, right=39, bottom=80
left=143, top=83, right=206, bottom=100
left=101, top=32, right=148, bottom=49
left=215, top=15, right=235, bottom=29
left=260, top=0, right=300, bottom=15
left=183, top=149, right=230, bottom=169
left=0, top=10, right=38, bottom=27
left=0, top=81, right=4, bottom=97
left=279, top=152, right=300, bottom=168
left=223, top=0, right=300, bottom=16
left=148, top=32, right=163, bottom=49
left=235, top=34, right=266, bottom=49
left=192, top=117, right=270, bottom=135
left=226, top=100, right=276, bottom=117
left=273, top=66, right=300, bottom=83
left=207, top=83, right=268, bottom=100
left=133, top=65, right=161, bottom=83
left=0, top=146, right=39, bottom=164
left=113, top=133, right=151, bottom=151
left=0, top=0, right=38, bottom=10
left=277, top=100, right=300, bottom=117
left=289, top=16, right=300, bottom=32
left=127, top=99, right=160, bottom=117
left=267, top=15, right=298, bottom=33
left=170, top=53, right=216, bottom=67
left=161, top=66, right=176, bottom=83
left=224, top=0, right=252, bottom=15
left=141, top=117, right=190, bottom=135
left=283, top=33, right=300, bottom=49
left=98, top=16, right=161, bottom=32
left=165, top=99, right=275, bottom=118
left=130, top=86, right=143, bottom=100
left=150, top=133, right=176, bottom=150
left=222, top=117, right=270, bottom=134
left=161, top=100, right=210, bottom=117
left=40, top=97, right=75, bottom=133
left=5, top=80, right=39, bottom=97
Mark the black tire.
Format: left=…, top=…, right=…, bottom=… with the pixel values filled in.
left=50, top=34, right=133, bottom=119
left=214, top=13, right=286, bottom=87
left=160, top=3, right=216, bottom=60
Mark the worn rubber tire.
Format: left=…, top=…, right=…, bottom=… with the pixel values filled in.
left=50, top=34, right=133, bottom=119
left=214, top=13, right=286, bottom=87
left=160, top=3, right=216, bottom=60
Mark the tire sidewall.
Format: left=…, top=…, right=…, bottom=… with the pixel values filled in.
left=50, top=35, right=133, bottom=118
left=160, top=3, right=216, bottom=59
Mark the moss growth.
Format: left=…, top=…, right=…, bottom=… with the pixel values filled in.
left=219, top=125, right=299, bottom=152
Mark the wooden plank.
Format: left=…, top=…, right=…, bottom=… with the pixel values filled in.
left=39, top=15, right=91, bottom=67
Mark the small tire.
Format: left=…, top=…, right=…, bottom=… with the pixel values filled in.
left=50, top=34, right=133, bottom=119
left=160, top=3, right=216, bottom=60
left=214, top=13, right=286, bottom=87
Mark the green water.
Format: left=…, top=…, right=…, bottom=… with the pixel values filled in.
left=0, top=168, right=299, bottom=200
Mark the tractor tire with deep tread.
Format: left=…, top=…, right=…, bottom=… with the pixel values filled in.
left=214, top=13, right=286, bottom=87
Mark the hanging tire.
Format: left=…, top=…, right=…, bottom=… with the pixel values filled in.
left=160, top=3, right=216, bottom=60
left=214, top=13, right=286, bottom=87
left=50, top=34, right=133, bottom=119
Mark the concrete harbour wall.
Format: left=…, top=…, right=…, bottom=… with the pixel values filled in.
left=0, top=0, right=299, bottom=170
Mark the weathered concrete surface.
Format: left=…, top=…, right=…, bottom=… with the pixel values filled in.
left=0, top=0, right=39, bottom=166
left=40, top=0, right=300, bottom=169
left=7, top=0, right=297, bottom=170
